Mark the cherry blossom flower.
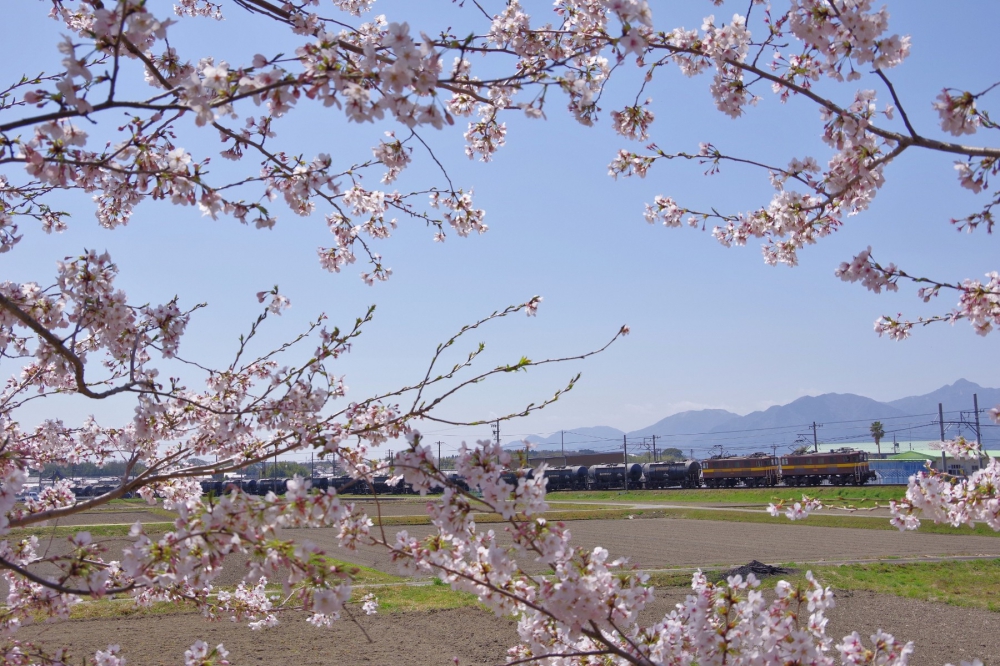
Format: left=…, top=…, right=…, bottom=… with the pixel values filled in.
left=1, top=3, right=999, bottom=664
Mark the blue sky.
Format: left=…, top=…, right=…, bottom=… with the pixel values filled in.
left=2, top=1, right=998, bottom=460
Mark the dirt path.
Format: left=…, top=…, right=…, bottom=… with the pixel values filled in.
left=16, top=587, right=999, bottom=666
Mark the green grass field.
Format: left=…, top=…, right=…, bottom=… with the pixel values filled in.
left=640, top=559, right=1000, bottom=612
left=357, top=505, right=1000, bottom=539
left=598, top=506, right=1000, bottom=538
left=12, top=503, right=1000, bottom=541
left=58, top=558, right=1000, bottom=621
left=813, top=559, right=1000, bottom=611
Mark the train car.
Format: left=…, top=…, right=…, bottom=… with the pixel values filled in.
left=428, top=472, right=470, bottom=494
left=542, top=465, right=589, bottom=491
left=445, top=472, right=470, bottom=493
left=500, top=468, right=535, bottom=488
left=388, top=476, right=411, bottom=494
left=256, top=478, right=287, bottom=495
left=587, top=463, right=643, bottom=490
left=701, top=453, right=778, bottom=488
left=780, top=448, right=876, bottom=486
left=368, top=475, right=391, bottom=494
left=642, top=460, right=702, bottom=489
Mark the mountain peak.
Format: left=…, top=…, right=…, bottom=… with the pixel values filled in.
left=511, top=380, right=999, bottom=454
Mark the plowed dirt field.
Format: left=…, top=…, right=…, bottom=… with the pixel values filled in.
left=284, top=517, right=1000, bottom=579
left=17, top=586, right=999, bottom=666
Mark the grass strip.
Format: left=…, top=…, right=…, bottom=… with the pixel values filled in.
left=811, top=559, right=1000, bottom=612
left=59, top=581, right=475, bottom=622
left=624, top=506, right=1000, bottom=537
left=648, top=559, right=1000, bottom=613
left=369, top=507, right=1000, bottom=538
left=7, top=522, right=176, bottom=540
left=64, top=599, right=198, bottom=621
left=361, top=579, right=480, bottom=613
left=329, top=556, right=405, bottom=584
left=638, top=506, right=1000, bottom=538
left=11, top=506, right=999, bottom=541
left=369, top=508, right=633, bottom=527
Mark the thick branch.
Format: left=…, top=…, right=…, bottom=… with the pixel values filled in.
left=0, top=292, right=153, bottom=400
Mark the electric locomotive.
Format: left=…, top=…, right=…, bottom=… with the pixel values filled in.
left=700, top=452, right=778, bottom=488
left=779, top=448, right=875, bottom=486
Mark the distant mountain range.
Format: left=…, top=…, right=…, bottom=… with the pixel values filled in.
left=508, top=379, right=1000, bottom=456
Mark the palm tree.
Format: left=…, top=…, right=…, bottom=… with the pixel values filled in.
left=870, top=421, right=885, bottom=458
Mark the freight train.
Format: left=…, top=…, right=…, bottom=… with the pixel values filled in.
left=195, top=448, right=876, bottom=497
left=198, top=472, right=472, bottom=497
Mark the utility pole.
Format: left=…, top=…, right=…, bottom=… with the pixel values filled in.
left=974, top=394, right=983, bottom=443
left=311, top=452, right=314, bottom=478
left=652, top=434, right=657, bottom=463
left=811, top=422, right=821, bottom=453
left=437, top=441, right=443, bottom=470
left=939, top=402, right=947, bottom=472
left=491, top=420, right=500, bottom=448
left=623, top=434, right=628, bottom=491
left=974, top=393, right=983, bottom=469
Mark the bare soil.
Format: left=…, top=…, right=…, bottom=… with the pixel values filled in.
left=292, top=517, right=1000, bottom=578
left=16, top=586, right=999, bottom=666
left=19, top=516, right=1000, bottom=593
left=13, top=517, right=1000, bottom=664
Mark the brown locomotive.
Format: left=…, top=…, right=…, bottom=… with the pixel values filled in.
left=701, top=452, right=779, bottom=488
left=779, top=448, right=876, bottom=486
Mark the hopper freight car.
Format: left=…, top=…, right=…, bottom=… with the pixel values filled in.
left=587, top=463, right=643, bottom=490
left=780, top=448, right=876, bottom=486
left=542, top=465, right=589, bottom=491
left=701, top=453, right=778, bottom=488
left=642, top=460, right=701, bottom=489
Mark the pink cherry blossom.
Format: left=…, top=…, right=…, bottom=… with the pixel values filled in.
left=1, top=3, right=998, bottom=665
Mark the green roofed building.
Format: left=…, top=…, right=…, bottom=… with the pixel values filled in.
left=885, top=449, right=983, bottom=475
left=887, top=451, right=937, bottom=462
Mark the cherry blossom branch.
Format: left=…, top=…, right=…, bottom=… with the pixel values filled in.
left=0, top=293, right=154, bottom=400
